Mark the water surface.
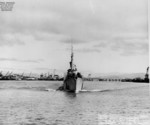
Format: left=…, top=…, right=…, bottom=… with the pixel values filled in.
left=0, top=81, right=149, bottom=125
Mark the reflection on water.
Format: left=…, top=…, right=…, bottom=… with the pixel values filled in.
left=0, top=81, right=150, bottom=125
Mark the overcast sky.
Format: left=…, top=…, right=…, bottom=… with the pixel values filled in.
left=0, top=0, right=149, bottom=75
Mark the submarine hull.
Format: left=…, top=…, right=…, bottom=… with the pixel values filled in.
left=64, top=77, right=83, bottom=93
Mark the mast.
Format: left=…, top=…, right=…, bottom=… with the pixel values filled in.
left=70, top=40, right=74, bottom=70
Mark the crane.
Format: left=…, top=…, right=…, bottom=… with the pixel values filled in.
left=145, top=67, right=149, bottom=82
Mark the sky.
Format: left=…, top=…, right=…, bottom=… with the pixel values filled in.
left=0, top=0, right=149, bottom=75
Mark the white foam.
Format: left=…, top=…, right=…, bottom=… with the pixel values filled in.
left=45, top=88, right=56, bottom=92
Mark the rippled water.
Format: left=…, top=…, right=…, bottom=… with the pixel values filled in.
left=0, top=81, right=150, bottom=125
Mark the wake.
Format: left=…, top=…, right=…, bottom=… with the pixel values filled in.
left=0, top=85, right=146, bottom=93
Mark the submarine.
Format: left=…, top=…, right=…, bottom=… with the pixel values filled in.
left=58, top=43, right=83, bottom=93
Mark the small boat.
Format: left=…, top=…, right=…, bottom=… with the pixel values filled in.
left=58, top=42, right=83, bottom=93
